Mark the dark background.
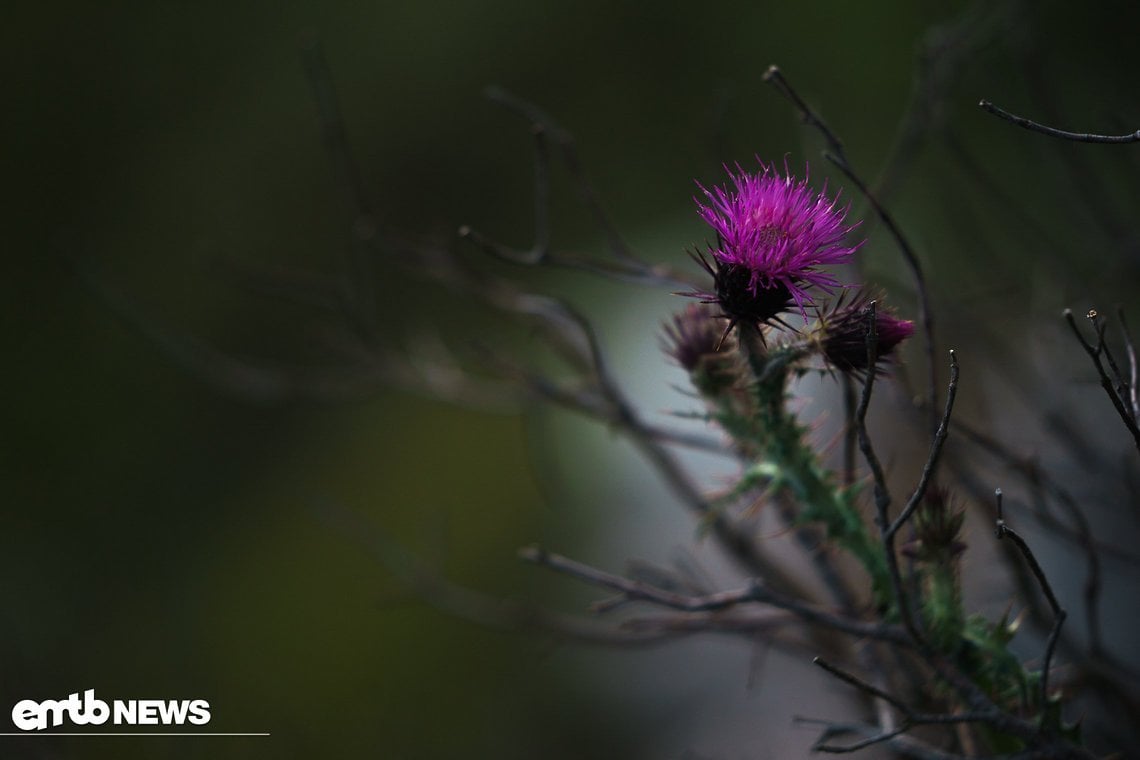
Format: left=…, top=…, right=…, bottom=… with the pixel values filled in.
left=4, top=1, right=1139, bottom=758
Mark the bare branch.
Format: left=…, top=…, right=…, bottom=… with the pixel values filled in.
left=951, top=419, right=1138, bottom=566
left=888, top=350, right=960, bottom=539
left=1119, top=306, right=1140, bottom=421
left=762, top=65, right=850, bottom=165
left=521, top=546, right=913, bottom=646
left=484, top=85, right=637, bottom=266
left=810, top=657, right=1001, bottom=754
left=457, top=87, right=700, bottom=290
left=828, top=149, right=938, bottom=431
left=316, top=502, right=693, bottom=647
left=813, top=656, right=912, bottom=715
left=855, top=302, right=922, bottom=644
left=979, top=99, right=1140, bottom=144
left=520, top=546, right=754, bottom=613
left=458, top=125, right=552, bottom=266
left=1063, top=309, right=1140, bottom=453
left=814, top=657, right=996, bottom=727
left=796, top=717, right=972, bottom=759
left=994, top=488, right=1068, bottom=718
left=855, top=302, right=890, bottom=514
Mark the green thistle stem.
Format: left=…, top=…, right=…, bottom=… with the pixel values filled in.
left=922, top=563, right=964, bottom=652
left=732, top=324, right=892, bottom=609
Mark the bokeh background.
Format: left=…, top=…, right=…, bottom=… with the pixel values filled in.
left=5, top=1, right=1140, bottom=758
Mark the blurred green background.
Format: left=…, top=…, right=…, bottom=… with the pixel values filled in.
left=4, top=1, right=1139, bottom=758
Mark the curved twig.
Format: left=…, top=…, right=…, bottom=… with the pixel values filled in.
left=979, top=99, right=1140, bottom=144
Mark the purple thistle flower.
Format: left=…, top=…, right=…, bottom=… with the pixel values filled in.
left=689, top=161, right=862, bottom=329
left=817, top=290, right=914, bottom=374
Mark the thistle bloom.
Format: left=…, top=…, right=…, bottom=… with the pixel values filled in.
left=691, top=161, right=862, bottom=328
left=816, top=292, right=914, bottom=374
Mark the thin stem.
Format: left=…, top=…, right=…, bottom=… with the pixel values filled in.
left=813, top=724, right=911, bottom=754
left=979, top=99, right=1140, bottom=144
left=855, top=303, right=922, bottom=643
left=855, top=302, right=889, bottom=516
left=762, top=66, right=850, bottom=165
left=826, top=150, right=938, bottom=434
left=1090, top=311, right=1131, bottom=411
left=888, top=350, right=959, bottom=540
left=994, top=489, right=1067, bottom=720
left=1119, top=306, right=1140, bottom=421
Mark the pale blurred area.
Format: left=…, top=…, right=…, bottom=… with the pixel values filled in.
left=4, top=1, right=1139, bottom=758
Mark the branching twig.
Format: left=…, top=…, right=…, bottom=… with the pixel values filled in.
left=1089, top=311, right=1130, bottom=407
left=1063, top=308, right=1140, bottom=453
left=484, top=85, right=637, bottom=266
left=457, top=87, right=699, bottom=289
left=816, top=660, right=994, bottom=738
left=520, top=546, right=913, bottom=646
left=316, top=501, right=698, bottom=647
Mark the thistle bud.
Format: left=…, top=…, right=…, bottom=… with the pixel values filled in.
left=815, top=291, right=914, bottom=374
left=910, top=486, right=968, bottom=562
left=662, top=304, right=741, bottom=396
left=902, top=486, right=967, bottom=652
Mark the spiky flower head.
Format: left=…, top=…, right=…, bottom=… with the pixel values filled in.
left=815, top=290, right=914, bottom=374
left=662, top=304, right=740, bottom=396
left=691, top=161, right=862, bottom=328
left=662, top=304, right=726, bottom=371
